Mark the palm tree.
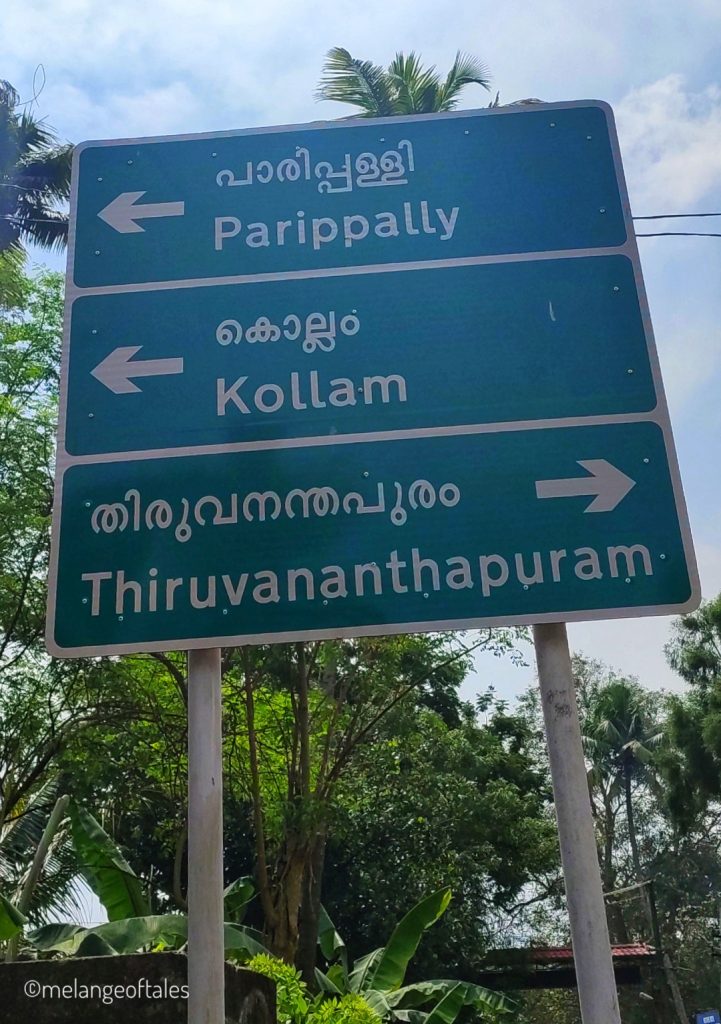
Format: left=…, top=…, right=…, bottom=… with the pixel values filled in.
left=0, top=80, right=71, bottom=256
left=316, top=48, right=491, bottom=118
left=584, top=679, right=664, bottom=880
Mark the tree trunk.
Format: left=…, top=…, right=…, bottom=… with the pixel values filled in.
left=624, top=772, right=687, bottom=1024
left=601, top=793, right=629, bottom=944
left=266, top=838, right=308, bottom=964
left=296, top=830, right=328, bottom=985
left=623, top=766, right=643, bottom=881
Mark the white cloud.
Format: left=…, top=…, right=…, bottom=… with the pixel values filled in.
left=615, top=74, right=721, bottom=211
left=46, top=81, right=207, bottom=141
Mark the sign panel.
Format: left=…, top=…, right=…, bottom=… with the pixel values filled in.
left=49, top=422, right=693, bottom=656
left=47, top=101, right=699, bottom=656
left=71, top=104, right=626, bottom=289
left=65, top=255, right=655, bottom=457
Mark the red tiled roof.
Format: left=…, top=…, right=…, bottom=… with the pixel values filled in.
left=527, top=944, right=655, bottom=963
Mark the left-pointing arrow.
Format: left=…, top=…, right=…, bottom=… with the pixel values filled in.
left=97, top=191, right=185, bottom=234
left=91, top=346, right=184, bottom=394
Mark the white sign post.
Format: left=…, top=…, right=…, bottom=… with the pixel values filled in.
left=187, top=648, right=225, bottom=1024
left=534, top=623, right=622, bottom=1024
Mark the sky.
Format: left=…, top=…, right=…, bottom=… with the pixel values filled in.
left=4, top=0, right=721, bottom=706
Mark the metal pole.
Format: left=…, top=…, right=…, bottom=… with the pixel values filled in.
left=533, top=622, right=621, bottom=1024
left=188, top=647, right=225, bottom=1024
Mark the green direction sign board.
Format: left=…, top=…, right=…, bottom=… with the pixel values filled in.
left=65, top=255, right=656, bottom=457
left=49, top=423, right=694, bottom=656
left=70, top=104, right=625, bottom=289
left=47, top=101, right=699, bottom=657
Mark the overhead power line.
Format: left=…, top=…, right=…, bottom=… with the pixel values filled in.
left=636, top=231, right=721, bottom=238
left=632, top=212, right=721, bottom=220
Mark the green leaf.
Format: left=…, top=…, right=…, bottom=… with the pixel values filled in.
left=27, top=913, right=268, bottom=958
left=26, top=922, right=85, bottom=952
left=222, top=922, right=269, bottom=957
left=69, top=803, right=150, bottom=921
left=315, top=968, right=343, bottom=995
left=389, top=980, right=510, bottom=1015
left=424, top=983, right=466, bottom=1024
left=223, top=875, right=255, bottom=921
left=75, top=932, right=118, bottom=957
left=349, top=948, right=383, bottom=992
left=0, top=892, right=27, bottom=940
left=362, top=989, right=392, bottom=1017
left=318, top=903, right=348, bottom=970
left=362, top=888, right=452, bottom=993
left=28, top=915, right=187, bottom=955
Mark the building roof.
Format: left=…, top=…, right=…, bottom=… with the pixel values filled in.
left=526, top=944, right=656, bottom=964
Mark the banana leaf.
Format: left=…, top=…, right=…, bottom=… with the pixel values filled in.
left=318, top=903, right=348, bottom=970
left=223, top=876, right=255, bottom=921
left=0, top=892, right=26, bottom=940
left=387, top=979, right=510, bottom=1014
left=69, top=803, right=150, bottom=921
left=424, top=983, right=466, bottom=1024
left=360, top=888, right=452, bottom=993
left=27, top=914, right=268, bottom=958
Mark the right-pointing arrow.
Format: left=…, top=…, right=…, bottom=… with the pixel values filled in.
left=535, top=459, right=636, bottom=513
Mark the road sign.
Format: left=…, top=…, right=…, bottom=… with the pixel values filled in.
left=47, top=101, right=699, bottom=657
left=70, top=104, right=626, bottom=289
left=65, top=254, right=656, bottom=457
left=49, top=421, right=693, bottom=656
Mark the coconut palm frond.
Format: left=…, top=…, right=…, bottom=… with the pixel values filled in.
left=437, top=51, right=492, bottom=110
left=316, top=47, right=396, bottom=117
left=18, top=145, right=72, bottom=201
left=0, top=777, right=64, bottom=865
left=387, top=51, right=442, bottom=114
left=0, top=79, right=70, bottom=254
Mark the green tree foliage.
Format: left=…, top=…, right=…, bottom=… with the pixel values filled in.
left=0, top=269, right=140, bottom=926
left=323, top=700, right=557, bottom=978
left=0, top=80, right=71, bottom=255
left=584, top=675, right=664, bottom=881
left=663, top=595, right=721, bottom=820
left=316, top=49, right=491, bottom=117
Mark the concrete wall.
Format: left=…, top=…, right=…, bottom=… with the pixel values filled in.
left=0, top=952, right=276, bottom=1023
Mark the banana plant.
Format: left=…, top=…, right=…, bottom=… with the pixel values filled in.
left=316, top=889, right=511, bottom=1022
left=14, top=801, right=266, bottom=959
